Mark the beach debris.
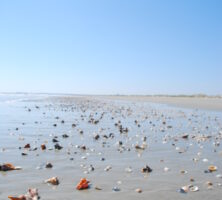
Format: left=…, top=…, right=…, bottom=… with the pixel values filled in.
left=117, top=181, right=122, bottom=185
left=216, top=174, right=222, bottom=178
left=41, top=144, right=46, bottom=150
left=135, top=188, right=142, bottom=193
left=93, top=134, right=100, bottom=140
left=8, top=188, right=39, bottom=200
left=62, top=134, right=69, bottom=138
left=81, top=156, right=87, bottom=160
left=182, top=134, right=189, bottom=139
left=141, top=165, right=152, bottom=173
left=179, top=185, right=189, bottom=194
left=180, top=170, right=188, bottom=174
left=101, top=157, right=105, bottom=161
left=190, top=185, right=199, bottom=192
left=125, top=167, right=133, bottom=173
left=24, top=144, right=30, bottom=149
left=54, top=143, right=63, bottom=150
left=179, top=185, right=199, bottom=193
left=164, top=167, right=170, bottom=172
left=202, top=158, right=209, bottom=163
left=76, top=178, right=90, bottom=190
left=112, top=186, right=121, bottom=192
left=0, top=163, right=22, bottom=171
left=208, top=165, right=217, bottom=172
left=45, top=177, right=59, bottom=185
left=104, top=165, right=112, bottom=172
left=135, top=144, right=146, bottom=150
left=193, top=158, right=199, bottom=162
left=88, top=165, right=95, bottom=172
left=190, top=178, right=195, bottom=182
left=45, top=162, right=53, bottom=168
left=95, top=186, right=102, bottom=190
left=52, top=138, right=59, bottom=143
left=206, top=181, right=213, bottom=186
left=80, top=145, right=86, bottom=150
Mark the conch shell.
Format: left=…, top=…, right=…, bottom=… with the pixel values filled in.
left=8, top=188, right=39, bottom=200
left=0, top=163, right=22, bottom=171
left=45, top=177, right=59, bottom=185
left=76, top=178, right=90, bottom=190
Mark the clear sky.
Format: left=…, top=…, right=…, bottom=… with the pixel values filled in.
left=0, top=0, right=221, bottom=95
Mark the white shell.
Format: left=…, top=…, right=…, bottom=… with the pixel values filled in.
left=190, top=186, right=199, bottom=192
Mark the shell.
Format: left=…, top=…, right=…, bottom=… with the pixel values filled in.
left=8, top=188, right=39, bottom=200
left=135, top=188, right=142, bottom=193
left=112, top=187, right=121, bottom=192
left=164, top=167, right=170, bottom=172
left=0, top=163, right=21, bottom=171
left=179, top=186, right=189, bottom=193
left=45, top=177, right=59, bottom=185
left=190, top=186, right=199, bottom=192
left=76, top=178, right=89, bottom=190
left=208, top=165, right=217, bottom=172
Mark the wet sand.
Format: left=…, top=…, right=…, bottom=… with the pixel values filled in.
left=1, top=94, right=222, bottom=200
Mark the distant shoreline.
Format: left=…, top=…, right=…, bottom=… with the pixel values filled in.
left=1, top=92, right=222, bottom=111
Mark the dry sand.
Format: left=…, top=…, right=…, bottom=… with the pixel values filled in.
left=98, top=95, right=222, bottom=112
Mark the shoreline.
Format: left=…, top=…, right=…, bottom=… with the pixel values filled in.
left=1, top=93, right=222, bottom=112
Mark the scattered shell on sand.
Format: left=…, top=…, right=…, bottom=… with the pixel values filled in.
left=141, top=165, right=152, bottom=173
left=104, top=165, right=112, bottom=171
left=54, top=143, right=63, bottom=150
left=202, top=158, right=209, bottom=163
left=76, top=178, right=90, bottom=190
left=95, top=186, right=102, bottom=190
left=135, top=144, right=146, bottom=150
left=41, top=144, right=46, bottom=150
left=206, top=181, right=213, bottom=186
left=216, top=174, right=222, bottom=178
left=180, top=170, right=188, bottom=174
left=179, top=185, right=199, bottom=193
left=112, top=187, right=121, bottom=192
left=190, top=185, right=199, bottom=192
left=135, top=188, right=142, bottom=193
left=45, top=177, right=59, bottom=185
left=0, top=163, right=22, bottom=171
left=208, top=165, right=218, bottom=172
left=125, top=167, right=133, bottom=173
left=45, top=162, right=53, bottom=168
left=179, top=185, right=189, bottom=193
left=24, top=144, right=30, bottom=149
left=164, top=167, right=170, bottom=172
left=8, top=188, right=39, bottom=200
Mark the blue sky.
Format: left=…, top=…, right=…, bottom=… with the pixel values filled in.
left=0, top=0, right=221, bottom=95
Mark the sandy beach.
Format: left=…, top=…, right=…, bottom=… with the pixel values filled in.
left=1, top=0, right=221, bottom=199
left=1, top=94, right=222, bottom=200
left=99, top=95, right=222, bottom=112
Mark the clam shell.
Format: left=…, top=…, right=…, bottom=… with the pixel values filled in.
left=208, top=165, right=217, bottom=172
left=190, top=186, right=199, bottom=192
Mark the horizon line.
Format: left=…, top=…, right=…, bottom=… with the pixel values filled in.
left=0, top=92, right=222, bottom=98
